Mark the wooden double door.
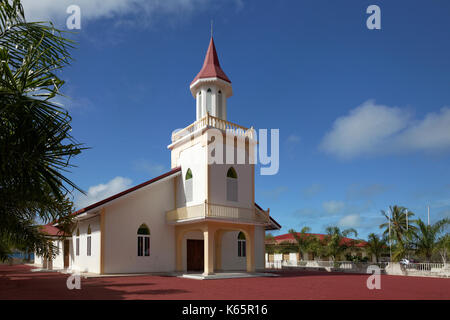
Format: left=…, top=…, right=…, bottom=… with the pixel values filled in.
left=186, top=239, right=204, bottom=271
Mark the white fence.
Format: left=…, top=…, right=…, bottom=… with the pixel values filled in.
left=266, top=260, right=388, bottom=270
left=403, top=262, right=444, bottom=272
left=265, top=260, right=449, bottom=277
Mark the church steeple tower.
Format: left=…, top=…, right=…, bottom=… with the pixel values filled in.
left=190, top=37, right=232, bottom=121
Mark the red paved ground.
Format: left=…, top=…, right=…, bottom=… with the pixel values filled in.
left=0, top=264, right=449, bottom=300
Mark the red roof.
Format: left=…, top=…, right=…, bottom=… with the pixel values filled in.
left=39, top=224, right=69, bottom=237
left=269, top=233, right=367, bottom=247
left=191, top=37, right=231, bottom=85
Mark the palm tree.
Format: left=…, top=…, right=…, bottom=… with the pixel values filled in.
left=379, top=205, right=417, bottom=247
left=0, top=0, right=85, bottom=261
left=323, top=226, right=358, bottom=262
left=308, top=235, right=327, bottom=260
left=288, top=227, right=312, bottom=260
left=413, top=218, right=449, bottom=262
left=365, top=233, right=387, bottom=262
left=437, top=234, right=450, bottom=264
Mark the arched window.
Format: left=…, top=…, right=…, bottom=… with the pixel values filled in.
left=87, top=225, right=92, bottom=256
left=75, top=228, right=80, bottom=256
left=137, top=224, right=150, bottom=257
left=238, top=232, right=246, bottom=257
left=206, top=88, right=212, bottom=114
left=185, top=168, right=193, bottom=202
left=227, top=167, right=237, bottom=178
left=227, top=167, right=238, bottom=201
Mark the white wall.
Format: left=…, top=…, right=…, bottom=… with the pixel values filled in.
left=254, top=226, right=265, bottom=271
left=221, top=231, right=246, bottom=271
left=289, top=253, right=298, bottom=264
left=220, top=227, right=265, bottom=271
left=103, top=177, right=176, bottom=274
left=52, top=240, right=64, bottom=269
left=176, top=135, right=254, bottom=211
left=208, top=129, right=253, bottom=209
left=177, top=142, right=207, bottom=208
left=34, top=239, right=65, bottom=270
left=209, top=164, right=253, bottom=210
left=71, top=216, right=100, bottom=273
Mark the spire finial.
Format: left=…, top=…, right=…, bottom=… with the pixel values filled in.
left=211, top=19, right=213, bottom=38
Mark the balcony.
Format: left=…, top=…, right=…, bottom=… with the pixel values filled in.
left=166, top=201, right=269, bottom=225
left=171, top=113, right=255, bottom=143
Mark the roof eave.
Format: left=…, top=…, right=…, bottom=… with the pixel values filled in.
left=189, top=77, right=233, bottom=97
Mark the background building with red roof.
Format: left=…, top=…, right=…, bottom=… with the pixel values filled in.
left=265, top=232, right=380, bottom=263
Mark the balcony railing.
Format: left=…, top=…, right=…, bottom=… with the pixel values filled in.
left=166, top=201, right=269, bottom=225
left=171, top=113, right=255, bottom=143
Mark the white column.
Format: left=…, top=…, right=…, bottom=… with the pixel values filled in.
left=222, top=94, right=227, bottom=120
left=201, top=88, right=206, bottom=117
left=213, top=88, right=218, bottom=117
left=196, top=92, right=200, bottom=120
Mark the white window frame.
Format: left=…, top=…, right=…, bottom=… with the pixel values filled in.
left=137, top=224, right=150, bottom=257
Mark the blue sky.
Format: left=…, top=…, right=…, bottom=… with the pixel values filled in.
left=24, top=0, right=450, bottom=239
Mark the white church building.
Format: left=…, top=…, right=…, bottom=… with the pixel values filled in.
left=35, top=36, right=281, bottom=275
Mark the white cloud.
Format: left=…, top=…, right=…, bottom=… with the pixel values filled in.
left=320, top=100, right=408, bottom=159
left=323, top=200, right=345, bottom=214
left=21, top=0, right=239, bottom=26
left=22, top=0, right=139, bottom=23
left=396, top=107, right=450, bottom=152
left=320, top=100, right=450, bottom=159
left=338, top=214, right=361, bottom=228
left=74, top=176, right=132, bottom=209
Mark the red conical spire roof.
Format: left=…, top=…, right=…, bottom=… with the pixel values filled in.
left=191, top=37, right=231, bottom=85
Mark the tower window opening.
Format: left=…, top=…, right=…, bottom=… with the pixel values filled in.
left=226, top=167, right=238, bottom=201
left=218, top=90, right=223, bottom=118
left=206, top=88, right=212, bottom=114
